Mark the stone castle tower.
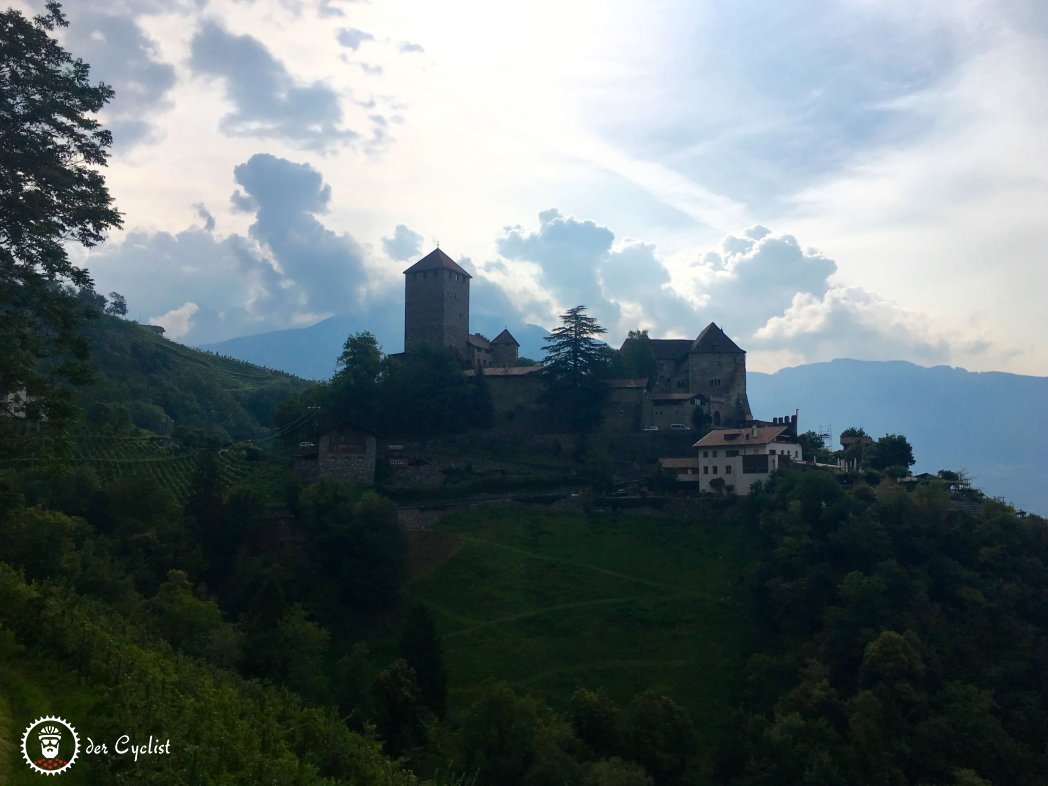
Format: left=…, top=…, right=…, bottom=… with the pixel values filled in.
left=687, top=323, right=751, bottom=426
left=403, top=248, right=471, bottom=354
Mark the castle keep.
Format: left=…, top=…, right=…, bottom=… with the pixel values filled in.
left=629, top=324, right=753, bottom=427
left=403, top=248, right=518, bottom=368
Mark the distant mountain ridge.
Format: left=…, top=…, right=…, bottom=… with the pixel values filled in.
left=748, top=359, right=1047, bottom=515
left=198, top=315, right=551, bottom=380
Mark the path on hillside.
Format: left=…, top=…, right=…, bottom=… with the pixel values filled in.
left=443, top=590, right=714, bottom=641
left=519, top=657, right=697, bottom=688
left=436, top=535, right=725, bottom=642
left=455, top=534, right=705, bottom=594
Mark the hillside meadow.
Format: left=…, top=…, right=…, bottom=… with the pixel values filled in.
left=404, top=508, right=756, bottom=758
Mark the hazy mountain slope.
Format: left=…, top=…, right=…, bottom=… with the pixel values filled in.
left=748, top=359, right=1047, bottom=514
left=198, top=315, right=550, bottom=379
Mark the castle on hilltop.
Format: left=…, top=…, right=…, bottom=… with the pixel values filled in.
left=624, top=325, right=753, bottom=427
left=402, top=247, right=753, bottom=430
left=403, top=248, right=519, bottom=368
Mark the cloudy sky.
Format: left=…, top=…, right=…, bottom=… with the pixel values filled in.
left=23, top=0, right=1048, bottom=374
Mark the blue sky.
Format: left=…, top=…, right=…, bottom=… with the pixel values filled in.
left=23, top=0, right=1048, bottom=373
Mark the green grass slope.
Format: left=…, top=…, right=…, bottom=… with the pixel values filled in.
left=406, top=507, right=754, bottom=756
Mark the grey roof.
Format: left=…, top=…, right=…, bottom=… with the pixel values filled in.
left=403, top=248, right=472, bottom=278
left=491, top=328, right=519, bottom=346
left=647, top=339, right=693, bottom=361
left=691, top=323, right=745, bottom=354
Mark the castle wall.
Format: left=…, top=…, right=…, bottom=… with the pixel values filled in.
left=404, top=268, right=470, bottom=354
left=601, top=387, right=646, bottom=432
left=317, top=427, right=377, bottom=486
left=688, top=352, right=751, bottom=425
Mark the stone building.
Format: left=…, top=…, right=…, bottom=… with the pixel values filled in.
left=403, top=247, right=518, bottom=368
left=404, top=248, right=471, bottom=355
left=624, top=322, right=752, bottom=427
left=317, top=424, right=377, bottom=485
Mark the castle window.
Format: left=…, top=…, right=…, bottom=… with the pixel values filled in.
left=712, top=466, right=718, bottom=474
left=710, top=378, right=722, bottom=387
left=703, top=465, right=709, bottom=475
left=725, top=465, right=732, bottom=474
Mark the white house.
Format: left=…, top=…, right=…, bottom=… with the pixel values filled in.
left=693, top=424, right=803, bottom=494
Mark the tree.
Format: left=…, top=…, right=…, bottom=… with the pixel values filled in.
left=618, top=329, right=657, bottom=382
left=371, top=659, right=429, bottom=756
left=334, top=331, right=383, bottom=387
left=378, top=345, right=475, bottom=435
left=104, top=291, right=127, bottom=316
left=543, top=305, right=608, bottom=378
left=398, top=604, right=448, bottom=718
left=570, top=688, right=626, bottom=758
left=541, top=305, right=610, bottom=430
left=625, top=692, right=696, bottom=786
left=869, top=433, right=915, bottom=471
left=0, top=3, right=122, bottom=421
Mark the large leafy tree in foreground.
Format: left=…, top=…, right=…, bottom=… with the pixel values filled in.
left=0, top=2, right=122, bottom=421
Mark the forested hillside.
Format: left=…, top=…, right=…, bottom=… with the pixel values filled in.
left=76, top=314, right=312, bottom=441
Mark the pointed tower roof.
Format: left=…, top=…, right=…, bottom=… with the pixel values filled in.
left=491, top=328, right=519, bottom=346
left=691, top=322, right=745, bottom=354
left=403, top=248, right=472, bottom=277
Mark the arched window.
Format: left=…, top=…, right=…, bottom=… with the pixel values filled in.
left=713, top=411, right=721, bottom=426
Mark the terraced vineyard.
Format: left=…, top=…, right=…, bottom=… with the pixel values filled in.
left=65, top=435, right=261, bottom=501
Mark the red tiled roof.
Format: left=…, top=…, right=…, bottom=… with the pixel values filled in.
left=694, top=425, right=788, bottom=447
left=403, top=248, right=472, bottom=278
left=466, top=333, right=491, bottom=350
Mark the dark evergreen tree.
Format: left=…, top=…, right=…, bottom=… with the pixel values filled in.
left=541, top=305, right=610, bottom=431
